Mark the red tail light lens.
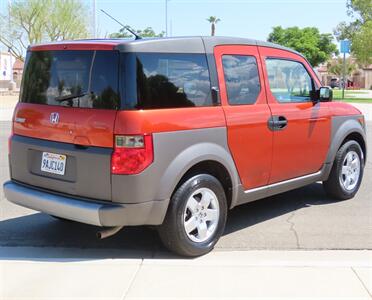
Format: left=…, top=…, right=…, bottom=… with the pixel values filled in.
left=111, top=134, right=153, bottom=175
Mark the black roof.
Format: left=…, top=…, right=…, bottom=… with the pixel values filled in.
left=111, top=36, right=304, bottom=58
left=30, top=36, right=305, bottom=59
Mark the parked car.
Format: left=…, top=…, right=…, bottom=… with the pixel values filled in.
left=4, top=37, right=367, bottom=256
left=330, top=78, right=339, bottom=88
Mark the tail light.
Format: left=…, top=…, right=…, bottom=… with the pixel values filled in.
left=111, top=134, right=153, bottom=175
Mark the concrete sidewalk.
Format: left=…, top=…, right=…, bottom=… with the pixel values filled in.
left=1, top=249, right=371, bottom=299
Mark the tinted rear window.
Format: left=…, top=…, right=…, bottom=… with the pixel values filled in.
left=21, top=50, right=120, bottom=110
left=133, top=53, right=212, bottom=109
left=222, top=55, right=260, bottom=105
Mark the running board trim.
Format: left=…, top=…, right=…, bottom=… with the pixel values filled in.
left=244, top=170, right=322, bottom=194
left=236, top=170, right=324, bottom=206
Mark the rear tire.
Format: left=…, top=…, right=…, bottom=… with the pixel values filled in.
left=323, top=140, right=364, bottom=200
left=158, top=174, right=227, bottom=257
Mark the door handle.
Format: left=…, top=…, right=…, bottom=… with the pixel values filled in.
left=268, top=116, right=288, bottom=131
left=276, top=116, right=288, bottom=128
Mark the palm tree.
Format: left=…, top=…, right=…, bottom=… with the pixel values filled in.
left=206, top=16, right=221, bottom=36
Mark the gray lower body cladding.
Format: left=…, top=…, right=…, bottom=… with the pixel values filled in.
left=322, top=115, right=367, bottom=179
left=10, top=135, right=112, bottom=201
left=7, top=127, right=240, bottom=226
left=112, top=127, right=241, bottom=206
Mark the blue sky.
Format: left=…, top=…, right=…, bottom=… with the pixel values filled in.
left=92, top=0, right=352, bottom=40
left=0, top=0, right=352, bottom=50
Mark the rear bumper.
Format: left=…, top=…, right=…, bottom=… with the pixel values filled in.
left=3, top=181, right=169, bottom=227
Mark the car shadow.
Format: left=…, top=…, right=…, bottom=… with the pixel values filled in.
left=225, top=182, right=337, bottom=235
left=0, top=182, right=340, bottom=261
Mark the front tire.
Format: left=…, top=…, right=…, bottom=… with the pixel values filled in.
left=323, top=140, right=364, bottom=200
left=158, top=174, right=227, bottom=257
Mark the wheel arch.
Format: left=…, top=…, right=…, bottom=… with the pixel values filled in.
left=326, top=117, right=366, bottom=164
left=341, top=131, right=367, bottom=163
left=155, top=142, right=241, bottom=211
left=174, top=160, right=234, bottom=209
left=323, top=116, right=367, bottom=180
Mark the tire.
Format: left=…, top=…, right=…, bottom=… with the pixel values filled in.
left=323, top=140, right=364, bottom=200
left=158, top=174, right=227, bottom=257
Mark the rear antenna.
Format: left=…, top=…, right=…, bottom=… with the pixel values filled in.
left=100, top=9, right=142, bottom=40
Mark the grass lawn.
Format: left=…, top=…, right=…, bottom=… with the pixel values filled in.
left=332, top=89, right=372, bottom=103
left=336, top=98, right=372, bottom=103
left=334, top=90, right=368, bottom=94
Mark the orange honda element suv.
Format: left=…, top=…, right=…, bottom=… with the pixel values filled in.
left=4, top=37, right=367, bottom=256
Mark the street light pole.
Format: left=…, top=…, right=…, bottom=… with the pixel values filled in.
left=342, top=52, right=346, bottom=99
left=165, top=0, right=168, bottom=37
left=165, top=0, right=171, bottom=37
left=340, top=39, right=350, bottom=100
left=8, top=0, right=16, bottom=90
left=92, top=0, right=96, bottom=38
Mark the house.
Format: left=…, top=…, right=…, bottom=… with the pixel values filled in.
left=317, top=58, right=372, bottom=89
left=362, top=65, right=372, bottom=90
left=0, top=51, right=23, bottom=90
left=13, top=59, right=24, bottom=87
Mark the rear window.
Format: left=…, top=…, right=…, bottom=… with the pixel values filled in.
left=21, top=50, right=120, bottom=110
left=133, top=53, right=212, bottom=109
left=222, top=55, right=260, bottom=105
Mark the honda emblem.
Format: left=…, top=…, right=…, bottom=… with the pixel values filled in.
left=50, top=112, right=60, bottom=125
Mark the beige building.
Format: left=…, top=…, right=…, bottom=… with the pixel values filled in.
left=13, top=59, right=24, bottom=87
left=317, top=59, right=372, bottom=89
left=362, top=65, right=372, bottom=89
left=0, top=51, right=23, bottom=90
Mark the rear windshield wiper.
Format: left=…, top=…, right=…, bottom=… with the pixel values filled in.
left=55, top=92, right=87, bottom=102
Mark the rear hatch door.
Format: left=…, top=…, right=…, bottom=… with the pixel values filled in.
left=11, top=49, right=120, bottom=201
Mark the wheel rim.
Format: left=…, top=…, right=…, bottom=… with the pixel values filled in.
left=183, top=187, right=220, bottom=243
left=339, top=150, right=361, bottom=191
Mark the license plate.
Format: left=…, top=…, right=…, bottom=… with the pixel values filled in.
left=41, top=152, right=67, bottom=176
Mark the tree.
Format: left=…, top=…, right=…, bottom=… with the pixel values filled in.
left=109, top=27, right=164, bottom=38
left=334, top=0, right=372, bottom=65
left=46, top=0, right=90, bottom=41
left=206, top=16, right=221, bottom=36
left=267, top=26, right=338, bottom=66
left=352, top=20, right=372, bottom=64
left=327, top=57, right=358, bottom=78
left=0, top=0, right=89, bottom=61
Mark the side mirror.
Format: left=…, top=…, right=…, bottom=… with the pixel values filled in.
left=319, top=86, right=333, bottom=102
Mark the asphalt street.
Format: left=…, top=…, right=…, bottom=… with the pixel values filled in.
left=0, top=120, right=371, bottom=257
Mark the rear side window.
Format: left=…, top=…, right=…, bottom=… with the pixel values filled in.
left=135, top=53, right=212, bottom=109
left=222, top=55, right=260, bottom=105
left=265, top=59, right=313, bottom=103
left=21, top=50, right=120, bottom=109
